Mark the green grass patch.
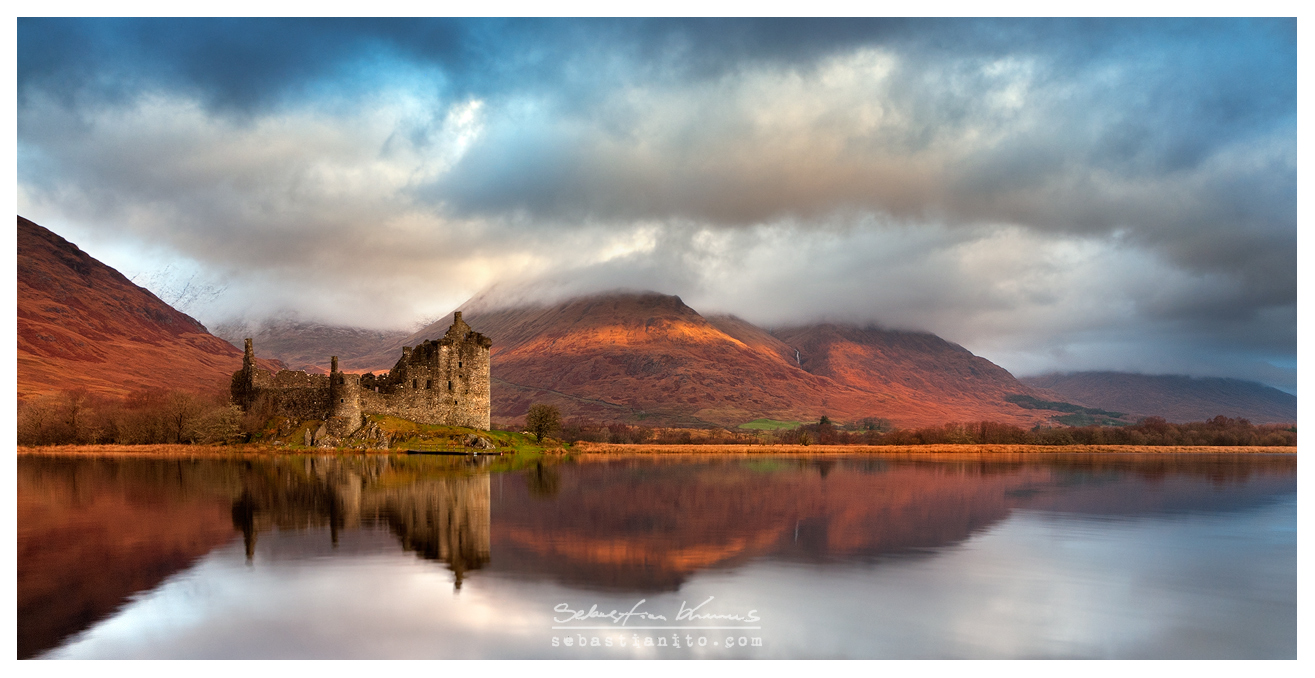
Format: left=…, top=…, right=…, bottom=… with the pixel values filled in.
left=363, top=414, right=553, bottom=453
left=284, top=419, right=323, bottom=449
left=246, top=412, right=571, bottom=462
left=738, top=418, right=801, bottom=431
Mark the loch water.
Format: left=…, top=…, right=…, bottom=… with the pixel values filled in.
left=18, top=452, right=1296, bottom=659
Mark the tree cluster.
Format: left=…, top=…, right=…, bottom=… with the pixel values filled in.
left=549, top=414, right=1295, bottom=447
left=17, top=388, right=250, bottom=446
left=558, top=419, right=762, bottom=445
left=784, top=415, right=1296, bottom=447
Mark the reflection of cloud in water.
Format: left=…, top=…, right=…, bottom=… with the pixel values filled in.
left=43, top=533, right=551, bottom=659
left=740, top=498, right=1296, bottom=659
left=44, top=497, right=1295, bottom=659
left=486, top=456, right=1296, bottom=592
left=17, top=456, right=240, bottom=659
left=222, top=454, right=1297, bottom=597
left=23, top=454, right=1296, bottom=658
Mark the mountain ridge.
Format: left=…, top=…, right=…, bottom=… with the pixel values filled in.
left=25, top=216, right=1287, bottom=428
left=1021, top=372, right=1296, bottom=424
left=229, top=290, right=1054, bottom=428
left=17, top=215, right=281, bottom=400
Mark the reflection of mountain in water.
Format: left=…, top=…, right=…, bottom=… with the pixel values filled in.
left=18, top=456, right=242, bottom=659
left=230, top=457, right=491, bottom=588
left=18, top=453, right=1296, bottom=658
left=488, top=455, right=1297, bottom=592
left=490, top=459, right=1023, bottom=591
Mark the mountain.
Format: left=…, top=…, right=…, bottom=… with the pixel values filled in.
left=1021, top=372, right=1297, bottom=424
left=213, top=317, right=407, bottom=374
left=17, top=216, right=279, bottom=400
left=770, top=323, right=1044, bottom=427
left=230, top=290, right=1296, bottom=429
left=328, top=291, right=1052, bottom=428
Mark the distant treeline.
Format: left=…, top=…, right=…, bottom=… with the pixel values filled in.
left=16, top=388, right=259, bottom=446
left=555, top=415, right=1297, bottom=447
left=18, top=389, right=1296, bottom=448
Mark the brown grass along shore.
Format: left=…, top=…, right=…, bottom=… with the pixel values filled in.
left=570, top=443, right=1296, bottom=455
left=18, top=443, right=1296, bottom=457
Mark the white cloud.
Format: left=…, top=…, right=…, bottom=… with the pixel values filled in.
left=16, top=33, right=1294, bottom=387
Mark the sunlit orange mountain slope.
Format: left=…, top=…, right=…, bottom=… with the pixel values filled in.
left=770, top=323, right=1040, bottom=427
left=17, top=216, right=279, bottom=400
left=331, top=292, right=1051, bottom=428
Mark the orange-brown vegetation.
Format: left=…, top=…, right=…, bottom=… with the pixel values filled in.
left=347, top=293, right=1061, bottom=428
left=16, top=388, right=250, bottom=446
left=24, top=215, right=1292, bottom=433
left=17, top=216, right=280, bottom=402
left=559, top=414, right=1296, bottom=448
left=770, top=322, right=1035, bottom=426
left=572, top=443, right=1295, bottom=455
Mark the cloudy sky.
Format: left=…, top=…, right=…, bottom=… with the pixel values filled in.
left=16, top=18, right=1297, bottom=391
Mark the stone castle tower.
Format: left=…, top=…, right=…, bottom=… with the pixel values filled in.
left=232, top=312, right=492, bottom=431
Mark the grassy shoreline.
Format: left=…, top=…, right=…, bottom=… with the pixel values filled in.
left=16, top=442, right=1296, bottom=457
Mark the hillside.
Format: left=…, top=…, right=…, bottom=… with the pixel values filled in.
left=20, top=211, right=1294, bottom=429
left=771, top=323, right=1046, bottom=427
left=1021, top=372, right=1297, bottom=424
left=17, top=216, right=279, bottom=400
left=213, top=316, right=407, bottom=374
left=330, top=292, right=1052, bottom=428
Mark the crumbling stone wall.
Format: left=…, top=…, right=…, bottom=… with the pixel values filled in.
left=231, top=313, right=492, bottom=432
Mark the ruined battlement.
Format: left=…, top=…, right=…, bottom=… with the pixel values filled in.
left=232, top=313, right=492, bottom=434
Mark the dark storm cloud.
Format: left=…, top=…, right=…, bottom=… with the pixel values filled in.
left=19, top=18, right=467, bottom=111
left=16, top=18, right=1297, bottom=389
left=18, top=18, right=909, bottom=114
left=411, top=18, right=1295, bottom=343
left=423, top=18, right=1294, bottom=224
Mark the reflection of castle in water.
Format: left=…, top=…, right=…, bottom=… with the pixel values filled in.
left=230, top=457, right=490, bottom=588
left=224, top=454, right=1298, bottom=594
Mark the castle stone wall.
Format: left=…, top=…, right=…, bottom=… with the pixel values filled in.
left=232, top=313, right=492, bottom=433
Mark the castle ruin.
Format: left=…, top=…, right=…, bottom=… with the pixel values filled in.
left=232, top=312, right=492, bottom=432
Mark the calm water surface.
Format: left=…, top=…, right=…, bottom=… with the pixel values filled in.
left=17, top=453, right=1296, bottom=659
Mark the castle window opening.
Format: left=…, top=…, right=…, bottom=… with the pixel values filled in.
left=340, top=398, right=344, bottom=403
left=412, top=379, right=417, bottom=389
left=448, top=380, right=453, bottom=391
left=427, top=379, right=432, bottom=389
left=459, top=360, right=462, bottom=368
